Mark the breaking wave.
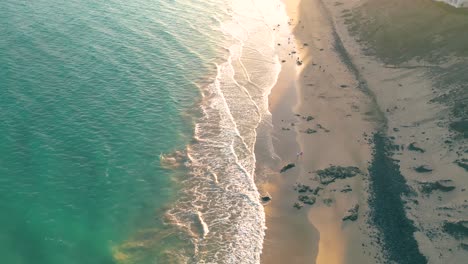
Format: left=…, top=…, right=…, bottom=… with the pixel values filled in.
left=165, top=0, right=289, bottom=263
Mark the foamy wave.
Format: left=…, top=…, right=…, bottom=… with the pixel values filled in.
left=166, top=0, right=290, bottom=263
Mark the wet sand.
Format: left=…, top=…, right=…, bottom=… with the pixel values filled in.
left=259, top=0, right=378, bottom=263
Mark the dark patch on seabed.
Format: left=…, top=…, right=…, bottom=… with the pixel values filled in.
left=368, top=133, right=427, bottom=264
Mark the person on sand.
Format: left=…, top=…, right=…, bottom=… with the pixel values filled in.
left=296, top=151, right=303, bottom=160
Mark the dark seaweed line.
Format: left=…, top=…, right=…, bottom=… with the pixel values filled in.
left=316, top=0, right=428, bottom=262
left=368, top=134, right=427, bottom=264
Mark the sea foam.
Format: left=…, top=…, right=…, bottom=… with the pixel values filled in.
left=165, top=0, right=290, bottom=263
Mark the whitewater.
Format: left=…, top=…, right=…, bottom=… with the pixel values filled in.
left=164, top=0, right=290, bottom=263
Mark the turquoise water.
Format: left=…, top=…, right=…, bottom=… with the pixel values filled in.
left=0, top=0, right=224, bottom=263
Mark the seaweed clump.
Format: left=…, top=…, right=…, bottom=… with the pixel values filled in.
left=317, top=166, right=361, bottom=184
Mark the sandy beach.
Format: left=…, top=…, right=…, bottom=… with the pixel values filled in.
left=258, top=0, right=467, bottom=263
left=259, top=0, right=378, bottom=263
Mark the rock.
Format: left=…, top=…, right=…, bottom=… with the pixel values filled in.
left=461, top=243, right=468, bottom=251
left=340, top=84, right=349, bottom=88
left=312, top=186, right=323, bottom=195
left=293, top=202, right=303, bottom=209
left=408, top=142, right=425, bottom=153
left=343, top=204, right=359, bottom=221
left=419, top=181, right=455, bottom=194
left=298, top=195, right=316, bottom=205
left=305, top=128, right=317, bottom=134
left=323, top=198, right=334, bottom=206
left=296, top=60, right=303, bottom=66
left=261, top=194, right=272, bottom=202
left=306, top=115, right=314, bottom=121
left=340, top=185, right=353, bottom=193
left=317, top=166, right=361, bottom=184
left=294, top=183, right=312, bottom=193
left=317, top=124, right=330, bottom=132
left=414, top=165, right=433, bottom=173
left=280, top=163, right=295, bottom=173
left=455, top=159, right=468, bottom=172
left=443, top=220, right=468, bottom=239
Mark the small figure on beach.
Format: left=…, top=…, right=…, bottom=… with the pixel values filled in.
left=296, top=151, right=303, bottom=159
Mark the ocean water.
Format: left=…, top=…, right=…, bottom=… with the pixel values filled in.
left=1, top=0, right=288, bottom=263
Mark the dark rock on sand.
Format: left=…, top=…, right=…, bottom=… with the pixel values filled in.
left=443, top=220, right=468, bottom=239
left=280, top=163, right=295, bottom=173
left=298, top=195, right=316, bottom=205
left=305, top=128, right=317, bottom=134
left=414, top=165, right=433, bottom=173
left=341, top=185, right=353, bottom=193
left=419, top=181, right=455, bottom=194
left=294, top=183, right=312, bottom=193
left=455, top=159, right=468, bottom=172
left=317, top=165, right=361, bottom=184
left=316, top=124, right=330, bottom=132
left=306, top=115, right=314, bottom=121
left=343, top=204, right=359, bottom=221
left=323, top=198, right=334, bottom=206
left=408, top=142, right=425, bottom=153
left=293, top=202, right=303, bottom=209
left=312, top=186, right=323, bottom=195
left=461, top=243, right=468, bottom=251
left=261, top=195, right=272, bottom=202
left=340, top=84, right=349, bottom=88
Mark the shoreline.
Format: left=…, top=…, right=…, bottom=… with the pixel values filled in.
left=259, top=0, right=377, bottom=263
